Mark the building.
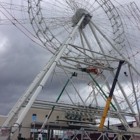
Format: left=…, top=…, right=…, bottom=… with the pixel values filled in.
left=1, top=100, right=140, bottom=140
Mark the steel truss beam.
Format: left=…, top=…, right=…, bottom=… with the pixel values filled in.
left=24, top=100, right=137, bottom=118
left=4, top=15, right=85, bottom=138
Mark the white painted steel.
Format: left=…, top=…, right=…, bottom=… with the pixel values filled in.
left=88, top=21, right=131, bottom=131
left=1, top=0, right=140, bottom=136
left=9, top=15, right=85, bottom=136
left=90, top=21, right=140, bottom=76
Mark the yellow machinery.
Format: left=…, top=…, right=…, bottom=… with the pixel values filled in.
left=98, top=60, right=124, bottom=131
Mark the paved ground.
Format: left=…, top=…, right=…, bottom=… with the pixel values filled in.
left=0, top=136, right=9, bottom=140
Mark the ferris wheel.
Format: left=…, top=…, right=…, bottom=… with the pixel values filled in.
left=1, top=0, right=140, bottom=137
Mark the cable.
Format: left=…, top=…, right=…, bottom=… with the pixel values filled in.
left=0, top=3, right=54, bottom=54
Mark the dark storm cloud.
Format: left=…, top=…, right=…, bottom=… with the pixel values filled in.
left=0, top=23, right=52, bottom=115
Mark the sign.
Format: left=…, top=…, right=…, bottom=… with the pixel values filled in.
left=83, top=134, right=90, bottom=139
left=133, top=121, right=137, bottom=127
left=133, top=135, right=140, bottom=140
left=1, top=129, right=9, bottom=134
left=108, top=133, right=114, bottom=138
left=66, top=131, right=73, bottom=136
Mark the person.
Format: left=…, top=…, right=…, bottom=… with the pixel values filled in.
left=38, top=131, right=43, bottom=140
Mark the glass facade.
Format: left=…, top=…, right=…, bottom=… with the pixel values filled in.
left=32, top=114, right=37, bottom=122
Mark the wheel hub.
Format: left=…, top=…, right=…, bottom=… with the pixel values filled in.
left=72, top=8, right=92, bottom=29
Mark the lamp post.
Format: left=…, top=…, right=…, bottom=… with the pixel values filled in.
left=32, top=121, right=35, bottom=140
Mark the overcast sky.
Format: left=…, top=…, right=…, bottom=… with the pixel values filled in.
left=0, top=0, right=140, bottom=119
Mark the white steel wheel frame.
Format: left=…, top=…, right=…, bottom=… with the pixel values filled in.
left=27, top=0, right=140, bottom=129
left=1, top=0, right=140, bottom=136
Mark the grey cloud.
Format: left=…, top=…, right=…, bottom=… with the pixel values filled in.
left=0, top=23, right=52, bottom=115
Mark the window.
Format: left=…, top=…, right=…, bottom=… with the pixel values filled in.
left=53, top=130, right=64, bottom=138
left=30, top=129, right=38, bottom=133
left=56, top=116, right=59, bottom=123
left=45, top=115, right=48, bottom=119
left=32, top=114, right=37, bottom=122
